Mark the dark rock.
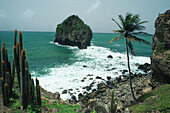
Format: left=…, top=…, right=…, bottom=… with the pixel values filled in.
left=83, top=65, right=87, bottom=68
left=89, top=78, right=93, bottom=80
left=107, top=55, right=113, bottom=59
left=81, top=79, right=85, bottom=82
left=54, top=15, right=93, bottom=49
left=107, top=76, right=111, bottom=80
left=96, top=76, right=102, bottom=80
left=87, top=74, right=93, bottom=77
left=138, top=63, right=150, bottom=72
left=62, top=90, right=67, bottom=94
left=122, top=70, right=128, bottom=74
left=71, top=95, right=78, bottom=104
left=86, top=92, right=96, bottom=99
left=97, top=83, right=106, bottom=89
left=85, top=86, right=91, bottom=91
left=111, top=67, right=116, bottom=70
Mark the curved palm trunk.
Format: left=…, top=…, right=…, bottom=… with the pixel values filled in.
left=125, top=39, right=138, bottom=104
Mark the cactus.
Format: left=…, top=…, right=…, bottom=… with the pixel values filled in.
left=19, top=31, right=23, bottom=55
left=0, top=30, right=42, bottom=110
left=4, top=83, right=9, bottom=106
left=36, top=78, right=41, bottom=107
left=31, top=78, right=35, bottom=101
left=96, top=104, right=99, bottom=113
left=111, top=90, right=117, bottom=113
left=25, top=68, right=30, bottom=104
left=20, top=49, right=27, bottom=109
left=13, top=45, right=20, bottom=89
left=14, top=29, right=17, bottom=46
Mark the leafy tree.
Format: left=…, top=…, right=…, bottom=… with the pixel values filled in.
left=109, top=13, right=151, bottom=104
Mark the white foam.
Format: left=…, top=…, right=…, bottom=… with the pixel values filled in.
left=33, top=45, right=150, bottom=100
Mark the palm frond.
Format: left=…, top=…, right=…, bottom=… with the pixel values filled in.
left=108, top=35, right=123, bottom=44
left=118, top=15, right=125, bottom=29
left=126, top=35, right=135, bottom=42
left=112, top=18, right=123, bottom=30
left=129, top=35, right=151, bottom=45
left=127, top=41, right=136, bottom=56
left=113, top=30, right=125, bottom=33
left=131, top=32, right=153, bottom=36
left=131, top=14, right=140, bottom=24
left=138, top=21, right=148, bottom=25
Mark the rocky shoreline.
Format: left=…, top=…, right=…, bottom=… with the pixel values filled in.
left=40, top=63, right=152, bottom=113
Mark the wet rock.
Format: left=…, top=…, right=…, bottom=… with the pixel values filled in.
left=138, top=63, right=150, bottom=72
left=107, top=55, right=113, bottom=59
left=62, top=90, right=67, bottom=94
left=107, top=76, right=111, bottom=80
left=71, top=95, right=78, bottom=104
left=122, top=70, right=128, bottom=74
left=87, top=74, right=93, bottom=77
left=96, top=76, right=102, bottom=80
left=85, top=86, right=91, bottom=91
left=83, top=65, right=87, bottom=68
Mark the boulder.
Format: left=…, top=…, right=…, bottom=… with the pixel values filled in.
left=151, top=10, right=170, bottom=87
left=54, top=15, right=93, bottom=49
left=107, top=55, right=113, bottom=59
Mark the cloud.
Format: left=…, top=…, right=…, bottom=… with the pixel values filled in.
left=86, top=0, right=101, bottom=14
left=22, top=8, right=34, bottom=19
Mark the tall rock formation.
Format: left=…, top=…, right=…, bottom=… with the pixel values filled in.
left=54, top=15, right=92, bottom=49
left=151, top=9, right=170, bottom=87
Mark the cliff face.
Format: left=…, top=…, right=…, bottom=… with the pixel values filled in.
left=54, top=15, right=92, bottom=49
left=151, top=10, right=170, bottom=87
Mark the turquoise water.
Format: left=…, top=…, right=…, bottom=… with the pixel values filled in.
left=0, top=31, right=152, bottom=99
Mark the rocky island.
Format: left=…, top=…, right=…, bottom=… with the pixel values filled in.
left=54, top=15, right=93, bottom=49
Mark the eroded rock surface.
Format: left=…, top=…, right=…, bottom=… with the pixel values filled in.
left=151, top=9, right=170, bottom=87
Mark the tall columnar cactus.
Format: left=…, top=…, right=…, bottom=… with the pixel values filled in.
left=31, top=78, right=35, bottom=101
left=19, top=31, right=23, bottom=55
left=0, top=30, right=41, bottom=110
left=14, top=29, right=17, bottom=46
left=20, top=49, right=27, bottom=109
left=111, top=90, right=117, bottom=113
left=36, top=78, right=41, bottom=107
left=4, top=83, right=9, bottom=106
left=13, top=45, right=20, bottom=89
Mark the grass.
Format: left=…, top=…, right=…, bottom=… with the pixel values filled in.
left=132, top=84, right=170, bottom=113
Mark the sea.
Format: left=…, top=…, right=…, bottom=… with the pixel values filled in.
left=0, top=31, right=152, bottom=100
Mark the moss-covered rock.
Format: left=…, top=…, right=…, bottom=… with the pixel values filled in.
left=54, top=15, right=92, bottom=49
left=151, top=9, right=170, bottom=87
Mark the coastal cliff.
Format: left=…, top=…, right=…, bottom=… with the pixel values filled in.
left=151, top=9, right=170, bottom=87
left=54, top=15, right=93, bottom=49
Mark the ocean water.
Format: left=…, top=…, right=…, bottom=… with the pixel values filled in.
left=0, top=31, right=152, bottom=100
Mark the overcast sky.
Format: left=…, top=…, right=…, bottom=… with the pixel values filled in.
left=0, top=0, right=169, bottom=34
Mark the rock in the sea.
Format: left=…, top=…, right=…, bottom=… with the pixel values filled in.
left=107, top=55, right=113, bottom=59
left=138, top=63, right=150, bottom=73
left=54, top=15, right=93, bottom=49
left=151, top=10, right=170, bottom=87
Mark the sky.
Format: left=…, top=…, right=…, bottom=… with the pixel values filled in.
left=0, top=0, right=169, bottom=34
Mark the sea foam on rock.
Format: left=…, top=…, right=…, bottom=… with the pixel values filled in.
left=54, top=15, right=92, bottom=49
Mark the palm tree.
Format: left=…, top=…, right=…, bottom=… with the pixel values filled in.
left=109, top=13, right=151, bottom=104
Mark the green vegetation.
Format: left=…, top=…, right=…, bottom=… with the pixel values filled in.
left=42, top=99, right=81, bottom=113
left=56, top=15, right=91, bottom=36
left=111, top=90, right=117, bottom=113
left=157, top=43, right=166, bottom=53
left=132, top=84, right=170, bottom=113
left=109, top=12, right=151, bottom=104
